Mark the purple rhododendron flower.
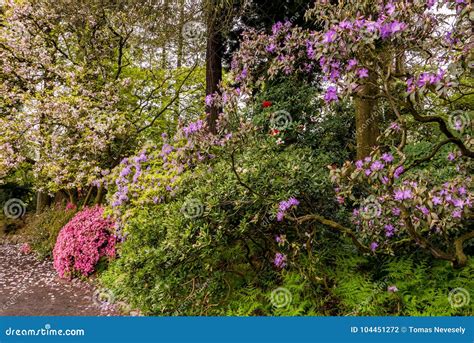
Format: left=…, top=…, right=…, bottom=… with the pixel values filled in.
left=339, top=20, right=353, bottom=30
left=182, top=120, right=204, bottom=137
left=371, top=160, right=384, bottom=171
left=236, top=68, right=248, bottom=82
left=432, top=197, right=442, bottom=205
left=385, top=3, right=395, bottom=15
left=452, top=210, right=462, bottom=218
left=385, top=224, right=396, bottom=237
left=355, top=160, right=364, bottom=169
left=380, top=24, right=392, bottom=39
left=394, top=188, right=413, bottom=201
left=135, top=152, right=147, bottom=164
left=306, top=40, right=315, bottom=59
left=387, top=285, right=398, bottom=293
left=324, top=86, right=338, bottom=103
left=276, top=212, right=284, bottom=221
left=357, top=68, right=369, bottom=78
left=323, top=29, right=337, bottom=43
left=266, top=43, right=276, bottom=53
left=381, top=153, right=394, bottom=163
left=274, top=253, right=287, bottom=269
left=272, top=22, right=283, bottom=35
left=347, top=58, right=358, bottom=70
left=205, top=94, right=213, bottom=106
left=276, top=197, right=300, bottom=222
left=370, top=242, right=379, bottom=252
left=452, top=198, right=465, bottom=208
left=418, top=206, right=430, bottom=216
left=389, top=122, right=401, bottom=131
left=120, top=165, right=132, bottom=177
left=394, top=166, right=404, bottom=179
left=392, top=207, right=401, bottom=216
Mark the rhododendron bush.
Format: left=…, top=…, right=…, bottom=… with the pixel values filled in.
left=53, top=206, right=116, bottom=278
left=216, top=0, right=474, bottom=266
left=330, top=148, right=473, bottom=266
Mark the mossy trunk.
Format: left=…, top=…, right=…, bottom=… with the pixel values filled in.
left=354, top=73, right=379, bottom=160
left=36, top=192, right=49, bottom=213
left=94, top=184, right=105, bottom=205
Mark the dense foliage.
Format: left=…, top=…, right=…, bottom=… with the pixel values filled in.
left=1, top=0, right=472, bottom=316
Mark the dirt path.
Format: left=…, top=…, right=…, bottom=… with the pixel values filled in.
left=0, top=244, right=119, bottom=316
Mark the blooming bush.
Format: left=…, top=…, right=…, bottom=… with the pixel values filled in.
left=53, top=206, right=116, bottom=278
left=330, top=147, right=473, bottom=266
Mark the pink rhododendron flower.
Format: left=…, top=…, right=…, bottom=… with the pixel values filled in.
left=324, top=86, right=338, bottom=103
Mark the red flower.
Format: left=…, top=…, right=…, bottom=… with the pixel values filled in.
left=262, top=100, right=272, bottom=108
left=270, top=129, right=280, bottom=136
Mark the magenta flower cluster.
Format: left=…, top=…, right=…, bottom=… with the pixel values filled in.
left=53, top=206, right=116, bottom=279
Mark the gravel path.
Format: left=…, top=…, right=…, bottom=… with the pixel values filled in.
left=0, top=244, right=119, bottom=316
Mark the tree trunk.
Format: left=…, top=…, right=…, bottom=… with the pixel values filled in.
left=354, top=73, right=379, bottom=159
left=174, top=0, right=185, bottom=120
left=94, top=184, right=105, bottom=205
left=82, top=186, right=94, bottom=208
left=205, top=6, right=223, bottom=134
left=177, top=0, right=185, bottom=68
left=36, top=192, right=49, bottom=213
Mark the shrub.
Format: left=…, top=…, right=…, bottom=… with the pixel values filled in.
left=100, top=132, right=346, bottom=314
left=53, top=206, right=116, bottom=278
left=25, top=205, right=77, bottom=259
